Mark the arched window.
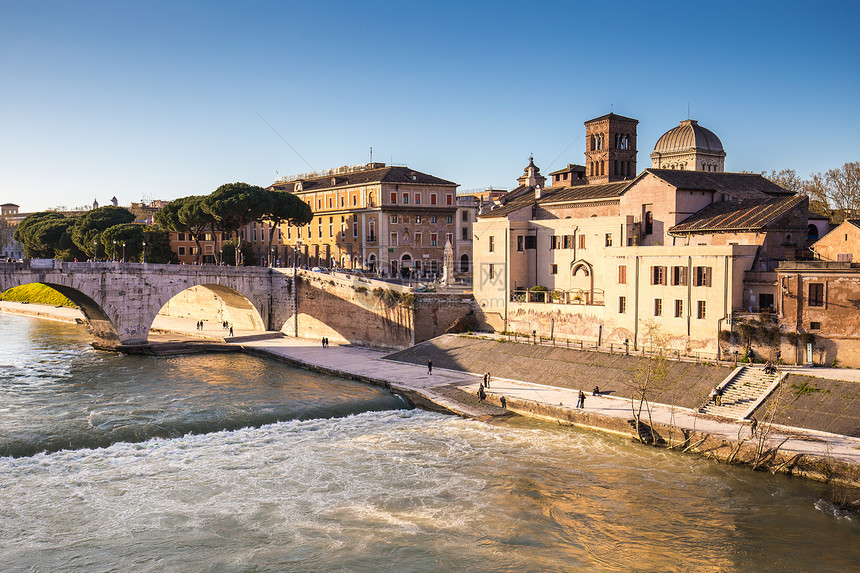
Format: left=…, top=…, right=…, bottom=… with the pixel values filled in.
left=807, top=224, right=819, bottom=241
left=460, top=254, right=469, bottom=273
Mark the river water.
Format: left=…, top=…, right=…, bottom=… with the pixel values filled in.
left=1, top=313, right=858, bottom=572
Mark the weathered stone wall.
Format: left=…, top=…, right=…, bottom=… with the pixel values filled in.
left=284, top=273, right=474, bottom=349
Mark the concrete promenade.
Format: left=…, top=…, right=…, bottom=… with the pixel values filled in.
left=235, top=335, right=860, bottom=470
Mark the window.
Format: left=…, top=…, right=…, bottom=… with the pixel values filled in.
left=651, top=266, right=667, bottom=285
left=178, top=246, right=186, bottom=255
left=578, top=235, right=586, bottom=249
left=415, top=194, right=421, bottom=204
left=446, top=195, right=453, bottom=205
left=328, top=198, right=333, bottom=209
left=810, top=321, right=821, bottom=330
left=253, top=229, right=257, bottom=241
left=446, top=232, right=453, bottom=245
left=340, top=197, right=345, bottom=207
left=353, top=195, right=358, bottom=206
left=177, top=232, right=186, bottom=241
left=353, top=223, right=358, bottom=237
left=391, top=192, right=397, bottom=203
left=524, top=236, right=537, bottom=249
left=489, top=236, right=495, bottom=252
left=654, top=299, right=662, bottom=317
left=391, top=215, right=398, bottom=224
left=551, top=264, right=558, bottom=275
left=516, top=236, right=523, bottom=252
left=415, top=215, right=421, bottom=224
left=674, top=299, right=683, bottom=318
left=462, top=210, right=468, bottom=222
left=390, top=232, right=398, bottom=246
left=563, top=235, right=574, bottom=249
left=430, top=233, right=437, bottom=246
left=694, top=266, right=712, bottom=287
left=550, top=236, right=560, bottom=250
left=645, top=210, right=653, bottom=235
left=605, top=233, right=612, bottom=247
left=446, top=215, right=453, bottom=224
left=672, top=266, right=687, bottom=286
left=489, top=264, right=495, bottom=279
left=462, top=227, right=468, bottom=240
left=402, top=193, right=409, bottom=204
left=697, top=300, right=707, bottom=319
left=430, top=216, right=437, bottom=224
left=618, top=265, right=627, bottom=284
left=430, top=193, right=437, bottom=205
left=619, top=296, right=627, bottom=314
left=809, top=283, right=824, bottom=307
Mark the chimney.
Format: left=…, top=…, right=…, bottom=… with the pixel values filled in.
left=534, top=185, right=542, bottom=199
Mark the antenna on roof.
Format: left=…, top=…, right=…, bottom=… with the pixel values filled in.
left=610, top=103, right=614, bottom=112
left=370, top=146, right=373, bottom=164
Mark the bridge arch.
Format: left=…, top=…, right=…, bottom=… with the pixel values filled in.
left=152, top=283, right=266, bottom=334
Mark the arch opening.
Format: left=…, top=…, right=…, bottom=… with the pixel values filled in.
left=152, top=284, right=266, bottom=337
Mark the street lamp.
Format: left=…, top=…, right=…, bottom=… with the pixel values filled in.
left=121, top=241, right=126, bottom=263
left=112, top=239, right=117, bottom=262
left=93, top=239, right=98, bottom=261
left=142, top=241, right=147, bottom=263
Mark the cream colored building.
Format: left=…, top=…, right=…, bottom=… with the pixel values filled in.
left=473, top=115, right=810, bottom=357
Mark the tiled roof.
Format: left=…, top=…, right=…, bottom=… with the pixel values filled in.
left=669, top=196, right=808, bottom=235
left=646, top=169, right=793, bottom=199
left=270, top=166, right=456, bottom=193
left=585, top=112, right=638, bottom=124
left=478, top=181, right=629, bottom=219
left=539, top=181, right=630, bottom=204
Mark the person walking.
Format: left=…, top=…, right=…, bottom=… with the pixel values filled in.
left=577, top=390, right=585, bottom=408
left=229, top=326, right=233, bottom=337
left=478, top=385, right=486, bottom=401
left=500, top=395, right=507, bottom=409
left=427, top=359, right=433, bottom=375
left=485, top=372, right=491, bottom=388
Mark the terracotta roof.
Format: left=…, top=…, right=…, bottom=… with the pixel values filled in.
left=585, top=112, right=638, bottom=124
left=539, top=181, right=630, bottom=204
left=646, top=169, right=794, bottom=199
left=478, top=181, right=630, bottom=219
left=270, top=166, right=456, bottom=193
left=669, top=196, right=808, bottom=235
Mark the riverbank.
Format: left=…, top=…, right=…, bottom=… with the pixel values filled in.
left=4, top=302, right=860, bottom=494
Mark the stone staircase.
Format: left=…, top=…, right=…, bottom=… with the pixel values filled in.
left=699, top=366, right=780, bottom=419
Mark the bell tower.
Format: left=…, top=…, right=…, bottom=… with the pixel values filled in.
left=584, top=113, right=638, bottom=184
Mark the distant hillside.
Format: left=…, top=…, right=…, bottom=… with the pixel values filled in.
left=0, top=284, right=76, bottom=307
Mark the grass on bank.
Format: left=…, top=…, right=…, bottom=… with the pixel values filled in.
left=0, top=284, right=76, bottom=307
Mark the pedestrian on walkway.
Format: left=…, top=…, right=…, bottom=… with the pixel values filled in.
left=592, top=385, right=600, bottom=396
left=478, top=386, right=486, bottom=401
left=485, top=372, right=491, bottom=388
left=229, top=326, right=233, bottom=337
left=750, top=415, right=758, bottom=437
left=577, top=390, right=585, bottom=408
left=715, top=386, right=723, bottom=406
left=500, top=395, right=506, bottom=409
left=427, top=359, right=432, bottom=375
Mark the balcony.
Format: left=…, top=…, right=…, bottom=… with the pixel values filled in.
left=510, top=288, right=604, bottom=306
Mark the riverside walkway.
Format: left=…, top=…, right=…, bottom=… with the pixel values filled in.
left=232, top=335, right=860, bottom=470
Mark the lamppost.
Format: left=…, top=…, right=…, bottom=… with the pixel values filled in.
left=142, top=241, right=147, bottom=263
left=93, top=239, right=98, bottom=261
left=270, top=247, right=275, bottom=268
left=121, top=241, right=126, bottom=263
left=112, top=239, right=117, bottom=262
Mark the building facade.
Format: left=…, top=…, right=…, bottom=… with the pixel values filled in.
left=267, top=163, right=461, bottom=277
left=473, top=114, right=810, bottom=358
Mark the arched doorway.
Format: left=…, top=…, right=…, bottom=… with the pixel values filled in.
left=460, top=254, right=470, bottom=273
left=807, top=224, right=819, bottom=241
left=571, top=260, right=594, bottom=304
left=367, top=254, right=377, bottom=273
left=400, top=253, right=412, bottom=278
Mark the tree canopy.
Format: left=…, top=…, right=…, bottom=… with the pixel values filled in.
left=14, top=212, right=84, bottom=260
left=71, top=206, right=136, bottom=257
left=99, top=223, right=177, bottom=263
left=765, top=162, right=860, bottom=222
left=202, top=183, right=268, bottom=264
left=259, top=189, right=313, bottom=255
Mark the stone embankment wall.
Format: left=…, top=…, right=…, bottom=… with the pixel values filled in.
left=758, top=374, right=860, bottom=437
left=387, top=334, right=730, bottom=410
left=283, top=273, right=474, bottom=349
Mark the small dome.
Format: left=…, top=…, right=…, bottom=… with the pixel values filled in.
left=653, top=119, right=724, bottom=154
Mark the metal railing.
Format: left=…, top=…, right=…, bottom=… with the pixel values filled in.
left=510, top=288, right=605, bottom=305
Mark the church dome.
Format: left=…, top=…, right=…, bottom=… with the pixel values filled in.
left=653, top=119, right=724, bottom=154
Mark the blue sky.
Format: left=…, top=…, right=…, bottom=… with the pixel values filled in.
left=2, top=0, right=858, bottom=212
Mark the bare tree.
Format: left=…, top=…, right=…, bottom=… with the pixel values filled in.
left=805, top=162, right=860, bottom=222
left=627, top=320, right=670, bottom=444
left=766, top=169, right=804, bottom=194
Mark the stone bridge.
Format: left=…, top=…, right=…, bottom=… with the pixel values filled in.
left=0, top=261, right=295, bottom=349
left=0, top=261, right=476, bottom=350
